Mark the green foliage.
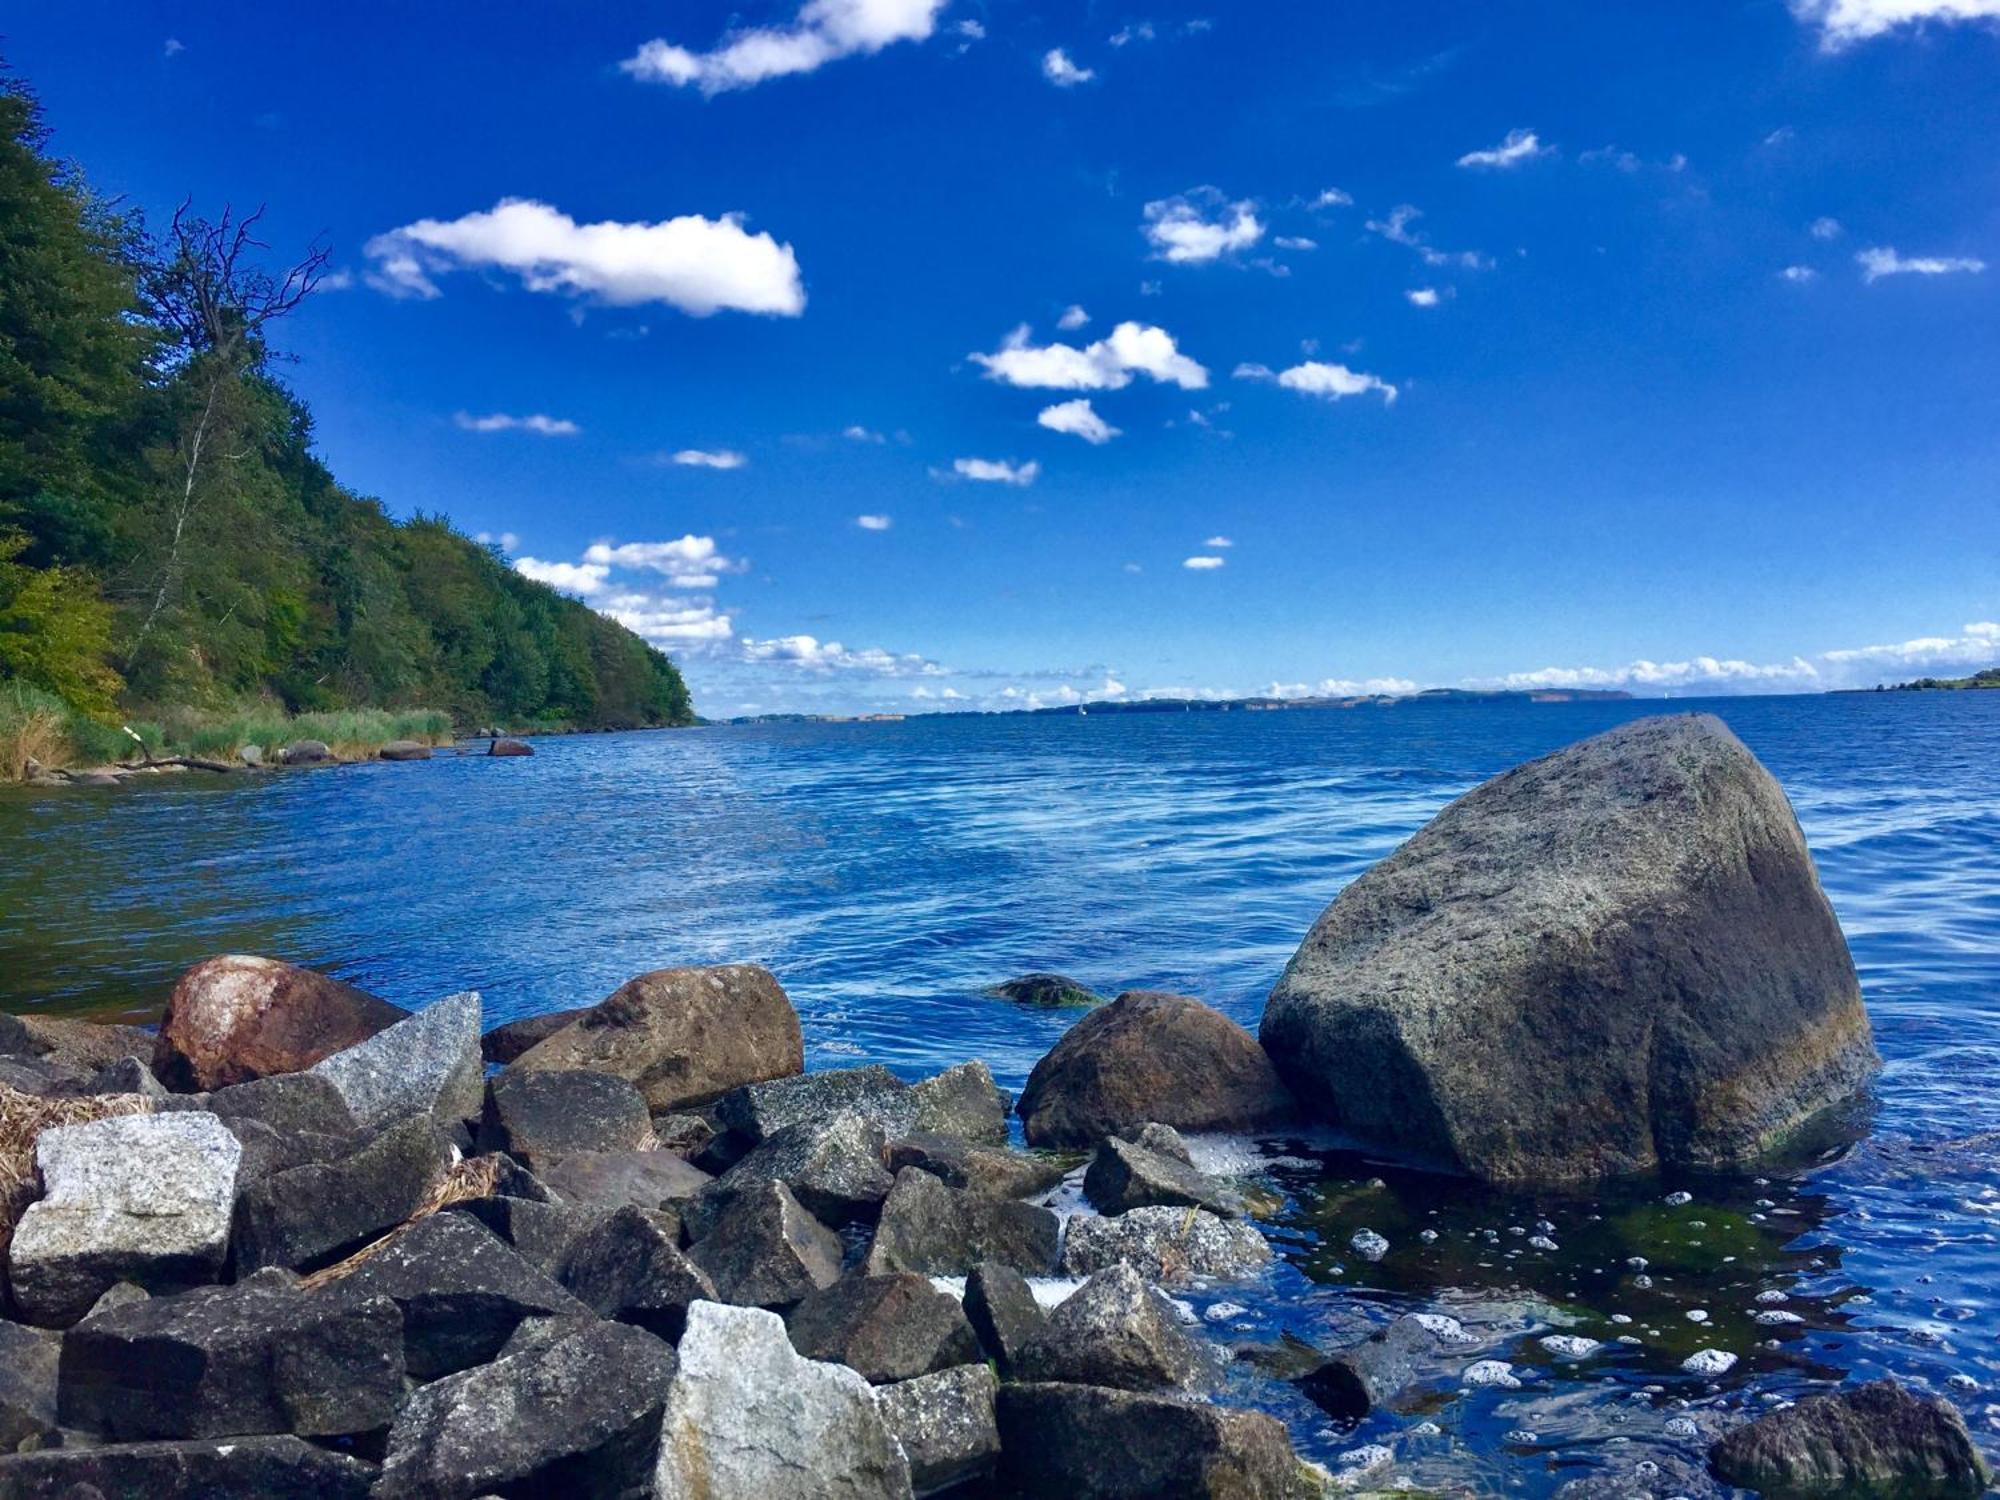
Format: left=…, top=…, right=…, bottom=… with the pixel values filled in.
left=1888, top=667, right=2000, bottom=691
left=0, top=531, right=121, bottom=715
left=0, top=679, right=127, bottom=776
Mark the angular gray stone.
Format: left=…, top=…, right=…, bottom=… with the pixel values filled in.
left=996, top=1382, right=1304, bottom=1500
left=14, top=1016, right=158, bottom=1076
left=1017, top=1263, right=1209, bottom=1392
left=0, top=1435, right=377, bottom=1499
left=784, top=1274, right=981, bottom=1383
left=687, top=1114, right=893, bottom=1237
left=478, top=1067, right=655, bottom=1165
left=330, top=1210, right=588, bottom=1378
left=374, top=1319, right=676, bottom=1500
left=1708, top=1379, right=1991, bottom=1498
left=883, top=1133, right=1068, bottom=1199
left=1084, top=1135, right=1245, bottom=1218
left=908, top=1062, right=1010, bottom=1146
left=57, top=1273, right=405, bottom=1439
left=198, top=1071, right=360, bottom=1138
left=0, top=1320, right=58, bottom=1449
left=1126, top=1122, right=1194, bottom=1163
left=1262, top=714, right=1882, bottom=1185
left=559, top=1204, right=716, bottom=1339
left=231, top=1114, right=455, bottom=1273
left=687, top=1179, right=843, bottom=1309
left=877, top=1364, right=1000, bottom=1498
left=715, top=1065, right=914, bottom=1144
left=963, top=1261, right=1046, bottom=1375
left=310, top=990, right=482, bottom=1131
left=537, top=1148, right=710, bottom=1215
left=864, top=1168, right=1059, bottom=1277
left=452, top=1195, right=602, bottom=1278
left=9, top=1112, right=241, bottom=1326
left=82, top=1055, right=170, bottom=1099
left=1059, top=1205, right=1271, bottom=1284
left=654, top=1299, right=914, bottom=1500
left=1287, top=1314, right=1455, bottom=1421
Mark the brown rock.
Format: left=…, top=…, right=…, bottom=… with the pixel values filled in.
left=481, top=1007, right=590, bottom=1064
left=153, top=956, right=410, bottom=1092
left=489, top=737, right=534, bottom=757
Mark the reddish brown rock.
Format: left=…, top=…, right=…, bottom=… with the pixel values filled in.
left=152, top=956, right=409, bottom=1092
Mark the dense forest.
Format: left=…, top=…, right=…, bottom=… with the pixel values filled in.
left=0, top=67, right=693, bottom=746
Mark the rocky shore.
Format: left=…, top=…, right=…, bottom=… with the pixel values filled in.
left=16, top=735, right=538, bottom=789
left=0, top=715, right=1989, bottom=1498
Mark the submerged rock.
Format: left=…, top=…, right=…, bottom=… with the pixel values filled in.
left=877, top=1363, right=1000, bottom=1498
left=989, top=973, right=1106, bottom=1008
left=1262, top=714, right=1880, bottom=1185
left=0, top=1435, right=378, bottom=1499
left=489, top=736, right=534, bottom=756
left=1016, top=1263, right=1209, bottom=1392
left=1059, top=1204, right=1271, bottom=1284
left=153, top=954, right=409, bottom=1092
left=1708, top=1379, right=1991, bottom=1498
left=995, top=1382, right=1303, bottom=1500
left=864, top=1167, right=1059, bottom=1277
left=1017, top=991, right=1294, bottom=1148
left=785, top=1273, right=982, bottom=1383
left=309, top=989, right=482, bottom=1131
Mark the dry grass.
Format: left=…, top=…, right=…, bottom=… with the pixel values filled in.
left=300, top=1152, right=505, bottom=1289
left=0, top=698, right=72, bottom=780
left=0, top=1083, right=154, bottom=1255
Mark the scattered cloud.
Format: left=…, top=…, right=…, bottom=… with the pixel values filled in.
left=1056, top=304, right=1090, bottom=330
left=1203, top=535, right=1233, bottom=548
left=611, top=598, right=736, bottom=644
left=1037, top=398, right=1121, bottom=444
left=1110, top=21, right=1156, bottom=45
left=741, top=634, right=947, bottom=675
left=1857, top=246, right=1986, bottom=282
left=474, top=531, right=521, bottom=553
left=1579, top=146, right=1640, bottom=172
left=1183, top=555, right=1226, bottom=570
left=1274, top=235, right=1318, bottom=251
left=365, top=198, right=805, bottom=317
left=952, top=457, right=1040, bottom=485
left=1266, top=677, right=1420, bottom=699
left=513, top=557, right=611, bottom=595
left=1309, top=187, right=1353, bottom=210
left=1142, top=189, right=1264, bottom=263
left=1042, top=48, right=1096, bottom=86
left=1456, top=127, right=1551, bottom=169
left=1790, top=0, right=2000, bottom=49
left=855, top=513, right=892, bottom=530
left=843, top=424, right=886, bottom=443
left=1406, top=287, right=1441, bottom=307
left=163, top=38, right=184, bottom=57
left=1236, top=360, right=1398, bottom=404
left=454, top=412, right=580, bottom=436
left=1810, top=216, right=1843, bottom=240
left=1822, top=620, right=2000, bottom=670
left=620, top=0, right=948, bottom=94
left=970, top=321, right=1208, bottom=391
left=1365, top=204, right=1488, bottom=269
left=954, top=19, right=985, bottom=41
left=1779, top=265, right=1819, bottom=282
left=584, top=536, right=748, bottom=589
left=668, top=448, right=748, bottom=469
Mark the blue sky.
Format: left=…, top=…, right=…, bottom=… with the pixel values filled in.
left=12, top=0, right=2000, bottom=716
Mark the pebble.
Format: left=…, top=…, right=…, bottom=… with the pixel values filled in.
left=1681, top=1349, right=1737, bottom=1376
left=1350, top=1228, right=1390, bottom=1262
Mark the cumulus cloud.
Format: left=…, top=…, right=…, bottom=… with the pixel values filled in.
left=1456, top=128, right=1551, bottom=169
left=1274, top=235, right=1318, bottom=251
left=1204, top=535, right=1233, bottom=548
left=513, top=557, right=611, bottom=595
left=454, top=412, right=580, bottom=436
left=475, top=531, right=520, bottom=553
left=1779, top=265, right=1819, bottom=282
left=856, top=513, right=892, bottom=530
left=366, top=198, right=805, bottom=317
left=1406, top=287, right=1441, bottom=307
left=1183, top=555, right=1226, bottom=570
left=1265, top=677, right=1420, bottom=699
left=952, top=457, right=1040, bottom=485
left=741, top=634, right=947, bottom=675
left=1141, top=190, right=1265, bottom=263
left=621, top=0, right=948, bottom=94
left=609, top=598, right=736, bottom=644
left=669, top=448, right=748, bottom=469
left=970, top=321, right=1208, bottom=391
left=1056, top=304, right=1090, bottom=330
left=1309, top=188, right=1353, bottom=210
left=1365, top=205, right=1487, bottom=269
left=1857, top=246, right=1987, bottom=282
left=1037, top=398, right=1121, bottom=444
left=585, top=536, right=748, bottom=589
left=1236, top=360, right=1398, bottom=404
left=1042, top=48, right=1096, bottom=85
left=1475, top=656, right=1820, bottom=692
left=1790, top=0, right=2000, bottom=48
left=1821, top=620, right=2000, bottom=668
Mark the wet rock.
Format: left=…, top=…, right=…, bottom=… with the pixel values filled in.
left=864, top=1167, right=1059, bottom=1277
left=653, top=1299, right=913, bottom=1500
left=231, top=1114, right=454, bottom=1273
left=536, top=1147, right=710, bottom=1215
left=309, top=990, right=482, bottom=1131
left=153, top=955, right=409, bottom=1092
left=374, top=1319, right=675, bottom=1500
left=281, top=739, right=334, bottom=765
left=1708, top=1379, right=1991, bottom=1498
left=509, top=964, right=803, bottom=1112
left=877, top=1363, right=1000, bottom=1498
left=488, top=737, right=534, bottom=756
left=1059, top=1205, right=1271, bottom=1284
left=963, top=1260, right=1047, bottom=1374
left=9, top=1112, right=241, bottom=1327
left=478, top=1067, right=655, bottom=1165
left=1262, top=714, right=1881, bottom=1185
left=884, top=1133, right=1069, bottom=1199
left=688, top=1179, right=843, bottom=1308
left=0, top=1320, right=58, bottom=1449
left=1084, top=1135, right=1245, bottom=1218
left=479, top=1006, right=588, bottom=1064
left=0, top=1435, right=377, bottom=1498
left=1018, top=991, right=1294, bottom=1148
left=328, top=1210, right=587, bottom=1378
left=688, top=1114, right=893, bottom=1236
left=996, top=1382, right=1304, bottom=1500
left=1017, top=1263, right=1209, bottom=1391
left=990, top=973, right=1105, bottom=1008
left=715, top=1064, right=914, bottom=1144
left=1554, top=1451, right=1715, bottom=1500
left=58, top=1273, right=405, bottom=1439
left=1290, top=1315, right=1456, bottom=1421
left=558, top=1204, right=716, bottom=1339
left=377, top=740, right=432, bottom=761
left=909, top=1061, right=1010, bottom=1146
left=785, top=1273, right=981, bottom=1383
left=451, top=1195, right=600, bottom=1278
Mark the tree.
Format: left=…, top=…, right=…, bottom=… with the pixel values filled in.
left=0, top=531, right=121, bottom=715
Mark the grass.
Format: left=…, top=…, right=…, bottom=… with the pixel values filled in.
left=0, top=1082, right=154, bottom=1255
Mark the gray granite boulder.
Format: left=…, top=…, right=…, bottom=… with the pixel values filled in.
left=1262, top=714, right=1881, bottom=1185
left=0, top=1435, right=377, bottom=1499
left=1708, top=1379, right=1990, bottom=1498
left=559, top=1204, right=716, bottom=1338
left=478, top=1066, right=655, bottom=1164
left=1016, top=1263, right=1209, bottom=1391
left=909, top=1061, right=1010, bottom=1146
left=996, top=1382, right=1304, bottom=1500
left=200, top=1071, right=358, bottom=1137
left=688, top=1179, right=843, bottom=1309
left=864, top=1167, right=1059, bottom=1277
left=281, top=739, right=334, bottom=765
left=231, top=1114, right=454, bottom=1273
left=536, top=1147, right=710, bottom=1215
left=0, top=1320, right=58, bottom=1449
left=373, top=1319, right=676, bottom=1500
left=310, top=990, right=482, bottom=1131
left=715, top=1064, right=914, bottom=1143
left=654, top=1300, right=914, bottom=1500
left=1084, top=1135, right=1245, bottom=1217
left=688, top=1114, right=894, bottom=1236
left=9, top=1112, right=241, bottom=1326
left=1059, top=1205, right=1271, bottom=1284
left=785, top=1273, right=982, bottom=1383
left=877, top=1363, right=1000, bottom=1498
left=963, top=1261, right=1047, bottom=1374
left=883, top=1133, right=1069, bottom=1199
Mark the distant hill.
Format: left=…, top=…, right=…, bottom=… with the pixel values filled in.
left=1872, top=668, right=2000, bottom=692
left=724, top=688, right=1633, bottom=724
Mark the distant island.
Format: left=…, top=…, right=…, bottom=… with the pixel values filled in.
left=1869, top=668, right=2000, bottom=692
left=724, top=687, right=1633, bottom=726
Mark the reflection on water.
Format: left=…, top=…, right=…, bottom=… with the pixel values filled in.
left=2, top=692, right=1997, bottom=1490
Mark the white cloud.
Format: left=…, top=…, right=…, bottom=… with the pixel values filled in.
left=585, top=536, right=748, bottom=589
left=1110, top=21, right=1156, bottom=45
left=669, top=448, right=748, bottom=469
left=1821, top=620, right=2000, bottom=668
left=1056, top=304, right=1090, bottom=330
left=1406, top=287, right=1441, bottom=307
left=1790, top=0, right=2000, bottom=48
left=1779, top=265, right=1819, bottom=282
left=856, top=513, right=892, bottom=530
left=1141, top=190, right=1264, bottom=263
left=1274, top=235, right=1318, bottom=251
left=513, top=557, right=611, bottom=595
left=609, top=598, right=736, bottom=644
left=1857, top=246, right=1987, bottom=282
left=843, top=424, right=886, bottom=443
left=955, top=19, right=985, bottom=40
left=1236, top=360, right=1398, bottom=404
left=1042, top=48, right=1096, bottom=86
left=1266, top=677, right=1420, bottom=699
left=1476, top=656, right=1821, bottom=692
left=365, top=198, right=805, bottom=317
left=952, top=457, right=1040, bottom=485
left=1310, top=188, right=1352, bottom=210
left=163, top=38, right=184, bottom=56
left=970, top=321, right=1208, bottom=390
left=1365, top=205, right=1487, bottom=269
left=1183, top=555, right=1226, bottom=570
left=620, top=0, right=948, bottom=94
left=1122, top=562, right=1143, bottom=574
left=1456, top=128, right=1552, bottom=169
left=1037, top=398, right=1121, bottom=444
left=1810, top=216, right=1843, bottom=240
left=741, top=634, right=947, bottom=675
left=1203, top=535, right=1233, bottom=548
left=454, top=412, right=581, bottom=436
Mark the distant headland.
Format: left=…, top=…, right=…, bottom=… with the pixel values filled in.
left=723, top=687, right=1632, bottom=726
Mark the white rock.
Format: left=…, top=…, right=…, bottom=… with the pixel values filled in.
left=1681, top=1348, right=1737, bottom=1376
left=311, top=990, right=482, bottom=1131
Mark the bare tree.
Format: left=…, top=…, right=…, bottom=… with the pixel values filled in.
left=125, top=201, right=329, bottom=670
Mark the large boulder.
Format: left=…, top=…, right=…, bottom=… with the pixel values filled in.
left=908, top=1062, right=1011, bottom=1146
left=1708, top=1379, right=1991, bottom=1498
left=536, top=1147, right=710, bottom=1216
left=9, top=1112, right=241, bottom=1326
left=884, top=1133, right=1068, bottom=1200
left=231, top=1114, right=454, bottom=1273
left=687, top=1114, right=894, bottom=1236
left=558, top=1204, right=716, bottom=1339
left=1059, top=1205, right=1270, bottom=1284
left=308, top=990, right=482, bottom=1131
left=1017, top=992, right=1294, bottom=1148
left=478, top=1067, right=655, bottom=1164
left=480, top=1006, right=589, bottom=1064
left=0, top=1435, right=377, bottom=1498
left=877, top=1364, right=1000, bottom=1498
left=654, top=1300, right=914, bottom=1500
left=1016, top=1263, right=1209, bottom=1392
left=509, top=964, right=803, bottom=1111
left=784, top=1273, right=982, bottom=1383
left=153, top=956, right=409, bottom=1092
left=864, top=1167, right=1059, bottom=1277
left=687, top=1179, right=843, bottom=1309
left=715, top=1064, right=913, bottom=1144
left=1261, top=714, right=1881, bottom=1185
left=995, top=1382, right=1304, bottom=1500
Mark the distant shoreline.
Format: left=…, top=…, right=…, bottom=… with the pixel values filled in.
left=722, top=687, right=1638, bottom=725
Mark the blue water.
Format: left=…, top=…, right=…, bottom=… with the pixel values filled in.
left=3, top=692, right=1996, bottom=1491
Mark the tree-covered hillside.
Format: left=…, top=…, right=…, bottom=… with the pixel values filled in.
left=0, top=67, right=692, bottom=738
